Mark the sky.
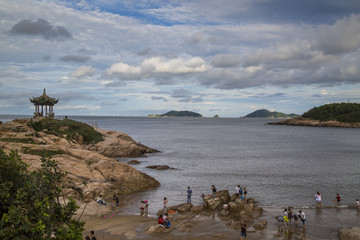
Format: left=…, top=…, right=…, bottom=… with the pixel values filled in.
left=0, top=0, right=360, bottom=117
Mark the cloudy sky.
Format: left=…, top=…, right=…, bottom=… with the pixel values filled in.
left=1, top=0, right=359, bottom=117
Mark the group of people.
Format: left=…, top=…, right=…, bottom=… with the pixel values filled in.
left=84, top=230, right=97, bottom=240
left=280, top=207, right=306, bottom=232
left=314, top=192, right=360, bottom=208
left=235, top=185, right=247, bottom=199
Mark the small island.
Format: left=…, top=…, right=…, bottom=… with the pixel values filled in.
left=149, top=110, right=202, bottom=117
left=269, top=102, right=360, bottom=128
left=243, top=109, right=299, bottom=119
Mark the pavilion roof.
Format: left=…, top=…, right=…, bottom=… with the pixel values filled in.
left=30, top=89, right=59, bottom=105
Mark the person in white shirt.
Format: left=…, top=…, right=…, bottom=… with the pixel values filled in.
left=299, top=210, right=306, bottom=228
left=315, top=192, right=322, bottom=208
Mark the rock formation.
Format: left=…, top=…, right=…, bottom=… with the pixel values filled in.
left=338, top=227, right=360, bottom=240
left=0, top=119, right=160, bottom=203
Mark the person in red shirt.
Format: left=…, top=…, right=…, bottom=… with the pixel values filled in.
left=158, top=215, right=166, bottom=227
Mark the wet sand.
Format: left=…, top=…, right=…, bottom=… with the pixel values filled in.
left=82, top=204, right=360, bottom=240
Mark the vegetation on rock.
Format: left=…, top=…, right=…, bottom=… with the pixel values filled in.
left=161, top=110, right=202, bottom=117
left=244, top=109, right=299, bottom=118
left=28, top=118, right=103, bottom=144
left=22, top=147, right=65, bottom=157
left=0, top=149, right=84, bottom=239
left=302, top=103, right=360, bottom=123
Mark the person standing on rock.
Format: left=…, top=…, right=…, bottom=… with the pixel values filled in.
left=211, top=185, right=217, bottom=198
left=240, top=221, right=247, bottom=240
left=235, top=185, right=240, bottom=197
left=243, top=187, right=247, bottom=199
left=163, top=197, right=168, bottom=214
left=187, top=186, right=192, bottom=203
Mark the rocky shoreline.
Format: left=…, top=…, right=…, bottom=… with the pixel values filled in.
left=0, top=118, right=160, bottom=202
left=268, top=117, right=360, bottom=128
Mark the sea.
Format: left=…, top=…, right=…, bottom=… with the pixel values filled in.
left=2, top=115, right=359, bottom=210
left=2, top=115, right=360, bottom=239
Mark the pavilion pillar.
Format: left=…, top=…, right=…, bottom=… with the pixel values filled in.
left=41, top=105, right=43, bottom=116
left=46, top=105, right=48, bottom=116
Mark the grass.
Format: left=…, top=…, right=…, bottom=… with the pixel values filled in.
left=22, top=147, right=65, bottom=157
left=28, top=118, right=103, bottom=145
left=0, top=138, right=36, bottom=144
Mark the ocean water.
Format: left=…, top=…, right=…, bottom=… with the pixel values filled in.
left=2, top=116, right=360, bottom=212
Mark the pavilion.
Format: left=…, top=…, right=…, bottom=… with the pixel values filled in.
left=30, top=89, right=59, bottom=118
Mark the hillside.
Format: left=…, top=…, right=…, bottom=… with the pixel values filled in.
left=244, top=109, right=299, bottom=118
left=161, top=110, right=202, bottom=117
left=269, top=103, right=360, bottom=128
left=302, top=102, right=360, bottom=123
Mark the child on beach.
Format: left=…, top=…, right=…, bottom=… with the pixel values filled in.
left=356, top=199, right=360, bottom=209
left=315, top=192, right=322, bottom=208
left=140, top=201, right=145, bottom=215
left=144, top=200, right=149, bottom=215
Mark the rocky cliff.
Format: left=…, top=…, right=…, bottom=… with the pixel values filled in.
left=0, top=119, right=160, bottom=202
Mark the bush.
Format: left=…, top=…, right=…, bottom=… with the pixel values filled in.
left=28, top=118, right=103, bottom=144
left=0, top=149, right=84, bottom=239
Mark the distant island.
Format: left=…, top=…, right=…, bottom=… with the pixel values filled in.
left=269, top=102, right=360, bottom=128
left=148, top=110, right=202, bottom=117
left=243, top=109, right=299, bottom=119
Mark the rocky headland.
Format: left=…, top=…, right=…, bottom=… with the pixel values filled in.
left=268, top=117, right=360, bottom=128
left=0, top=118, right=160, bottom=203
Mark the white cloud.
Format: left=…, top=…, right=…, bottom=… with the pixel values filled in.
left=70, top=65, right=96, bottom=78
left=104, top=56, right=208, bottom=80
left=57, top=104, right=101, bottom=110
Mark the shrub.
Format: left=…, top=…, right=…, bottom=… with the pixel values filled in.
left=0, top=149, right=84, bottom=239
left=29, top=118, right=103, bottom=144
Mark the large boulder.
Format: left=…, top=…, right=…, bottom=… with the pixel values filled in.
left=177, top=203, right=194, bottom=213
left=191, top=205, right=204, bottom=213
left=235, top=198, right=245, bottom=210
left=338, top=227, right=360, bottom=240
left=87, top=128, right=159, bottom=157
left=215, top=190, right=230, bottom=204
left=228, top=202, right=240, bottom=212
left=207, top=198, right=222, bottom=210
left=244, top=203, right=255, bottom=215
left=253, top=219, right=267, bottom=230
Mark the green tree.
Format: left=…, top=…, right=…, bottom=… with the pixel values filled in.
left=0, top=149, right=84, bottom=239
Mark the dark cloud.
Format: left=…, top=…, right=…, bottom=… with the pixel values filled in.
left=235, top=0, right=360, bottom=24
left=9, top=19, right=72, bottom=40
left=151, top=96, right=168, bottom=101
left=60, top=55, right=90, bottom=63
left=42, top=55, right=51, bottom=61
left=211, top=54, right=242, bottom=68
left=251, top=93, right=286, bottom=98
left=311, top=94, right=322, bottom=98
left=170, top=88, right=204, bottom=103
left=137, top=48, right=152, bottom=56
